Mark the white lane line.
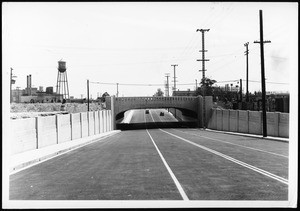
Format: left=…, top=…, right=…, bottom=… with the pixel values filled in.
left=149, top=109, right=156, bottom=122
left=173, top=129, right=288, bottom=158
left=160, top=129, right=288, bottom=185
left=146, top=129, right=189, bottom=200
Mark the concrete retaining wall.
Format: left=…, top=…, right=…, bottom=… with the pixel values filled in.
left=37, top=116, right=57, bottom=148
left=248, top=111, right=262, bottom=135
left=88, top=112, right=95, bottom=136
left=10, top=118, right=37, bottom=154
left=238, top=110, right=249, bottom=134
left=207, top=108, right=289, bottom=138
left=57, top=114, right=71, bottom=144
left=279, top=113, right=289, bottom=138
left=81, top=112, right=89, bottom=138
left=10, top=110, right=113, bottom=155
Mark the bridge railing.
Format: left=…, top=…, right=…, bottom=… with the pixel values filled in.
left=115, top=96, right=197, bottom=102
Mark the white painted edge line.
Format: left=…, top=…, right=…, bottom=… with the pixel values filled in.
left=160, top=129, right=288, bottom=185
left=146, top=129, right=189, bottom=201
left=149, top=110, right=156, bottom=122
left=173, top=129, right=288, bottom=158
left=10, top=131, right=121, bottom=175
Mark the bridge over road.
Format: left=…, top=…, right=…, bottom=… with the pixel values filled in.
left=105, top=96, right=213, bottom=129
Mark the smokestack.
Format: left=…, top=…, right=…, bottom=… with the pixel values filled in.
left=29, top=75, right=32, bottom=95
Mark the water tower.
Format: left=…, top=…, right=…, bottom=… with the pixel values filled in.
left=56, top=60, right=70, bottom=101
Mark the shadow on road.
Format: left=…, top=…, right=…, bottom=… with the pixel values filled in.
left=117, top=121, right=197, bottom=130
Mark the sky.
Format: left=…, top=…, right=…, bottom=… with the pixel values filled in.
left=2, top=2, right=298, bottom=99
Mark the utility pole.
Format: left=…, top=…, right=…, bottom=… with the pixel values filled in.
left=87, top=79, right=89, bottom=111
left=196, top=29, right=210, bottom=129
left=10, top=68, right=17, bottom=103
left=244, top=42, right=249, bottom=102
left=165, top=73, right=170, bottom=97
left=116, top=83, right=119, bottom=97
left=16, top=86, right=20, bottom=103
left=239, top=79, right=243, bottom=102
left=254, top=10, right=271, bottom=137
left=171, top=64, right=178, bottom=95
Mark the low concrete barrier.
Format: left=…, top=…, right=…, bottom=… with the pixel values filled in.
left=10, top=118, right=37, bottom=155
left=81, top=112, right=89, bottom=138
left=71, top=113, right=81, bottom=140
left=100, top=110, right=104, bottom=133
left=279, top=113, right=289, bottom=138
left=238, top=110, right=249, bottom=134
left=37, top=116, right=57, bottom=148
left=88, top=111, right=95, bottom=136
left=94, top=111, right=100, bottom=135
left=222, top=110, right=230, bottom=131
left=248, top=111, right=262, bottom=135
left=267, top=112, right=279, bottom=137
left=216, top=109, right=223, bottom=131
left=10, top=110, right=114, bottom=155
left=229, top=110, right=238, bottom=132
left=208, top=108, right=289, bottom=138
left=57, top=114, right=72, bottom=144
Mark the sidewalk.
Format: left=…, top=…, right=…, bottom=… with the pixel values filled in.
left=205, top=128, right=289, bottom=143
left=10, top=130, right=121, bottom=173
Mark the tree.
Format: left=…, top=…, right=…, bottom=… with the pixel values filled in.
left=153, top=88, right=164, bottom=97
left=101, top=92, right=110, bottom=102
left=196, top=77, right=217, bottom=96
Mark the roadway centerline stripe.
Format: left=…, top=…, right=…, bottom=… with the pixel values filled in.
left=160, top=129, right=288, bottom=185
left=146, top=129, right=189, bottom=200
left=173, top=129, right=288, bottom=158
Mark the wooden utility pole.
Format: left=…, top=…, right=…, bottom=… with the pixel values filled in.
left=165, top=73, right=170, bottom=97
left=171, top=64, right=178, bottom=94
left=196, top=29, right=210, bottom=129
left=87, top=79, right=90, bottom=111
left=244, top=42, right=249, bottom=102
left=254, top=10, right=271, bottom=137
left=116, top=83, right=119, bottom=97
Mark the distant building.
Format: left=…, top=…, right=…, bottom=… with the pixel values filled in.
left=172, top=89, right=197, bottom=96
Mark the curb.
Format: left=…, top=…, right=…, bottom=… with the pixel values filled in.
left=203, top=129, right=289, bottom=143
left=10, top=130, right=121, bottom=173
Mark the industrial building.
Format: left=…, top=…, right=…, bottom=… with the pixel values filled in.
left=11, top=74, right=63, bottom=103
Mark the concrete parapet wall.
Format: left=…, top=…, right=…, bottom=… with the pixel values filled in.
left=71, top=113, right=81, bottom=140
left=207, top=108, right=217, bottom=129
left=37, top=116, right=57, bottom=148
left=94, top=111, right=100, bottom=135
left=229, top=110, right=238, bottom=132
left=248, top=111, right=262, bottom=135
left=81, top=112, right=89, bottom=138
left=216, top=109, right=223, bottom=131
left=10, top=118, right=37, bottom=155
left=57, top=114, right=71, bottom=144
left=88, top=112, right=95, bottom=136
left=208, top=108, right=289, bottom=138
left=10, top=110, right=114, bottom=155
left=238, top=110, right=249, bottom=133
left=267, top=112, right=279, bottom=137
left=222, top=110, right=230, bottom=131
left=99, top=111, right=104, bottom=133
left=279, top=113, right=289, bottom=138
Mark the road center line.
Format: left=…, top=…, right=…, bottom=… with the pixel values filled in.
left=146, top=129, right=189, bottom=200
left=160, top=129, right=288, bottom=185
left=173, top=129, right=288, bottom=158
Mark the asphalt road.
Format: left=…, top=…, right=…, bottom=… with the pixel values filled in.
left=10, top=109, right=288, bottom=200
